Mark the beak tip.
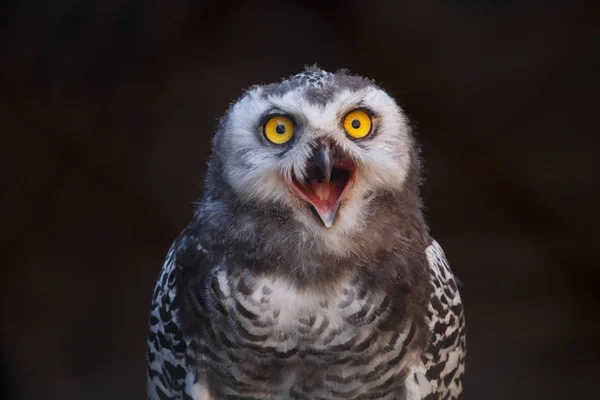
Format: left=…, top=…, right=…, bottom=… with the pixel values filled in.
left=310, top=205, right=337, bottom=229
left=317, top=206, right=339, bottom=229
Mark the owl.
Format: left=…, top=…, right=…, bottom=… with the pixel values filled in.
left=147, top=67, right=466, bottom=400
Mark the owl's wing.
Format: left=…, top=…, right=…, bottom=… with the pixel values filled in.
left=147, top=230, right=210, bottom=400
left=147, top=241, right=188, bottom=400
left=417, top=239, right=467, bottom=399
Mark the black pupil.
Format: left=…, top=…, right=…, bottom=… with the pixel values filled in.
left=351, top=119, right=361, bottom=129
left=275, top=124, right=286, bottom=134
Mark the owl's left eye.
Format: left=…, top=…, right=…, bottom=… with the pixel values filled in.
left=343, top=110, right=372, bottom=139
left=264, top=115, right=294, bottom=144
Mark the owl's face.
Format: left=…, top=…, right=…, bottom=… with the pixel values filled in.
left=213, top=68, right=414, bottom=239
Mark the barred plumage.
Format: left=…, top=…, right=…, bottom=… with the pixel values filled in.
left=147, top=67, right=466, bottom=399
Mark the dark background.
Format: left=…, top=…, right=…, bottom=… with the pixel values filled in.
left=1, top=1, right=599, bottom=399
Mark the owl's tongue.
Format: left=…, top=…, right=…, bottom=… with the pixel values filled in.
left=305, top=177, right=346, bottom=213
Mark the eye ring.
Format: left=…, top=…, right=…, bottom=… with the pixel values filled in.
left=263, top=115, right=295, bottom=145
left=343, top=109, right=372, bottom=139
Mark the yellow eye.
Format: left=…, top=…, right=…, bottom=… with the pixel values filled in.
left=264, top=115, right=294, bottom=144
left=343, top=110, right=372, bottom=139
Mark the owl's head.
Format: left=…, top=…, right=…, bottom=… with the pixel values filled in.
left=206, top=67, right=419, bottom=244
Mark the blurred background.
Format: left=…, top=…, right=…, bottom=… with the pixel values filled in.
left=1, top=0, right=598, bottom=399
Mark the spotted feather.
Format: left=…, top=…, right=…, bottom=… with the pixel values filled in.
left=414, top=240, right=467, bottom=399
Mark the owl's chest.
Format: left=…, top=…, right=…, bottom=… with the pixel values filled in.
left=200, top=270, right=396, bottom=356
left=189, top=270, right=416, bottom=398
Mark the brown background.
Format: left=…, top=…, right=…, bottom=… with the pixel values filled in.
left=1, top=1, right=599, bottom=399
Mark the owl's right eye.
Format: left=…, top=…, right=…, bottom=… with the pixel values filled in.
left=264, top=115, right=294, bottom=144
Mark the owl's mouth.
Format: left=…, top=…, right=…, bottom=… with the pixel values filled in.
left=288, top=156, right=357, bottom=228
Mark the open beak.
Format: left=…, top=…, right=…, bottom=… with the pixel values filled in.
left=286, top=141, right=357, bottom=228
